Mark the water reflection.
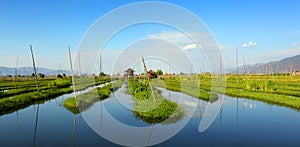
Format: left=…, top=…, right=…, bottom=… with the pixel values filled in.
left=72, top=114, right=76, bottom=147
left=32, top=104, right=39, bottom=147
left=1, top=83, right=300, bottom=146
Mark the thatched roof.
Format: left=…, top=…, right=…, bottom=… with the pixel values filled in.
left=124, top=68, right=135, bottom=73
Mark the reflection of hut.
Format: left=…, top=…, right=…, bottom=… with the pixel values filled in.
left=147, top=70, right=157, bottom=78
left=124, top=68, right=135, bottom=78
left=292, top=71, right=300, bottom=76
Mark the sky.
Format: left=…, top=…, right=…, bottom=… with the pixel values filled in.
left=0, top=0, right=299, bottom=74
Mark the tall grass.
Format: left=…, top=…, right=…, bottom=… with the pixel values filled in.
left=127, top=79, right=184, bottom=124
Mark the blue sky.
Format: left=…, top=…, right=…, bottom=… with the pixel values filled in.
left=0, top=0, right=299, bottom=73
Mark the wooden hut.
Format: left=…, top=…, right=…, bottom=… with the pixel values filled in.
left=291, top=71, right=300, bottom=76
left=124, top=68, right=135, bottom=78
left=147, top=70, right=157, bottom=78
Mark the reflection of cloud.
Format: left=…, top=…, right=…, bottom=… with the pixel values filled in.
left=183, top=100, right=197, bottom=107
left=242, top=41, right=256, bottom=47
left=183, top=43, right=197, bottom=50
left=243, top=101, right=256, bottom=109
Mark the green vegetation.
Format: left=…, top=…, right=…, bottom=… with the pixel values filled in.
left=63, top=80, right=123, bottom=114
left=0, top=76, right=112, bottom=115
left=158, top=74, right=300, bottom=111
left=223, top=75, right=300, bottom=110
left=149, top=73, right=300, bottom=110
left=156, top=69, right=163, bottom=76
left=127, top=79, right=184, bottom=123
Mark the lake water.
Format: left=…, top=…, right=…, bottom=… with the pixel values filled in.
left=0, top=84, right=300, bottom=146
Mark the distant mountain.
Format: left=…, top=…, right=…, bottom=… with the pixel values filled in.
left=228, top=55, right=300, bottom=74
left=0, top=66, right=70, bottom=76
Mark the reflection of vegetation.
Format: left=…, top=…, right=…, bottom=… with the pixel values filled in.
left=0, top=76, right=111, bottom=116
left=222, top=75, right=300, bottom=110
left=159, top=74, right=300, bottom=110
left=151, top=78, right=218, bottom=102
left=63, top=80, right=123, bottom=114
left=128, top=79, right=184, bottom=124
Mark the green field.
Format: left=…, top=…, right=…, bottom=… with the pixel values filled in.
left=0, top=76, right=111, bottom=115
left=63, top=80, right=123, bottom=114
left=157, top=74, right=300, bottom=110
left=127, top=79, right=184, bottom=123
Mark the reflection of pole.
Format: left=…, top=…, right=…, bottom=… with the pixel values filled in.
left=147, top=124, right=154, bottom=146
left=141, top=57, right=156, bottom=102
left=32, top=104, right=39, bottom=147
left=100, top=100, right=103, bottom=126
left=72, top=114, right=76, bottom=147
left=236, top=97, right=239, bottom=128
left=243, top=99, right=246, bottom=112
left=220, top=95, right=223, bottom=126
left=16, top=111, right=21, bottom=130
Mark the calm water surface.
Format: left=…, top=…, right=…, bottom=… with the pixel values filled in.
left=0, top=84, right=300, bottom=146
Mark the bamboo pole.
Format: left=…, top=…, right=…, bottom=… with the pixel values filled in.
left=243, top=56, right=246, bottom=74
left=236, top=47, right=239, bottom=84
left=141, top=57, right=156, bottom=102
left=30, top=45, right=39, bottom=91
left=13, top=56, right=19, bottom=89
left=68, top=47, right=77, bottom=100
left=78, top=52, right=82, bottom=76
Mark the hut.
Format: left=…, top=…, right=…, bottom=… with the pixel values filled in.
left=124, top=68, right=135, bottom=78
left=56, top=74, right=63, bottom=78
left=291, top=71, right=300, bottom=76
left=147, top=70, right=157, bottom=78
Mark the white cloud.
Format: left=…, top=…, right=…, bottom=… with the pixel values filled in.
left=242, top=41, right=257, bottom=47
left=148, top=31, right=192, bottom=46
left=183, top=43, right=197, bottom=50
left=291, top=43, right=297, bottom=47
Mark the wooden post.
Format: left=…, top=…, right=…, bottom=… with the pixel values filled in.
left=236, top=47, right=239, bottom=84
left=142, top=57, right=156, bottom=102
left=30, top=45, right=39, bottom=91
left=78, top=52, right=82, bottom=76
left=248, top=56, right=251, bottom=75
left=68, top=47, right=77, bottom=100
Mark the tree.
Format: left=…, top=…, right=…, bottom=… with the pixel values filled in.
left=156, top=69, right=163, bottom=76
left=99, top=72, right=106, bottom=77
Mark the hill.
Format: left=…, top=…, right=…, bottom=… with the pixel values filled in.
left=229, top=55, right=300, bottom=74
left=0, top=66, right=70, bottom=76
